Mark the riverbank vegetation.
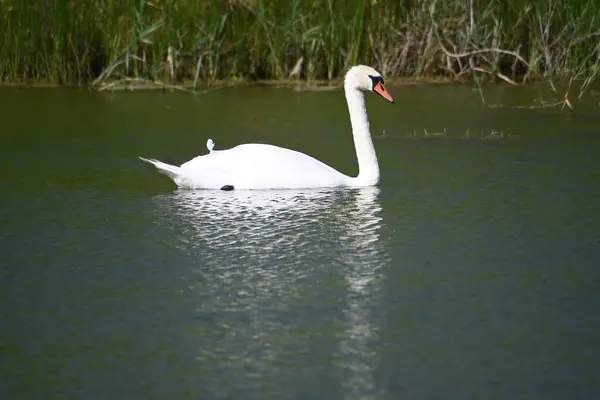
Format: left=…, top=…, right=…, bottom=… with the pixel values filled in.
left=1, top=0, right=599, bottom=99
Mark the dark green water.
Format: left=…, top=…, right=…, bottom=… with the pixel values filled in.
left=1, top=84, right=599, bottom=399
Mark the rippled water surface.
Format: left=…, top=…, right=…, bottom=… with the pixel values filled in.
left=1, top=85, right=599, bottom=399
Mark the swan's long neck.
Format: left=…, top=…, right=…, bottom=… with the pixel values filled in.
left=344, top=84, right=380, bottom=186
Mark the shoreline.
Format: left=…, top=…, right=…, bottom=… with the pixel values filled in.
left=0, top=76, right=465, bottom=92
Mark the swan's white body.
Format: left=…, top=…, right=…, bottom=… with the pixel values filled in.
left=140, top=65, right=393, bottom=190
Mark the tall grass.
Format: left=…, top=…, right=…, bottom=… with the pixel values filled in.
left=1, top=0, right=599, bottom=90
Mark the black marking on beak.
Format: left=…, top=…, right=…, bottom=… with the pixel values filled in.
left=368, top=75, right=384, bottom=90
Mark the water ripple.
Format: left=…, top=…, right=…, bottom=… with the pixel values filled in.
left=150, top=187, right=390, bottom=399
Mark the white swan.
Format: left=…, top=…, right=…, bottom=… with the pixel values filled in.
left=139, top=65, right=394, bottom=190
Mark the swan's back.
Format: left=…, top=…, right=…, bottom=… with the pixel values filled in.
left=179, top=143, right=349, bottom=189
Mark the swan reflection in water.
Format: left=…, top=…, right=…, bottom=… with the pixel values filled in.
left=151, top=187, right=390, bottom=398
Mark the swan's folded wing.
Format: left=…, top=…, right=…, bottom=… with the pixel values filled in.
left=178, top=143, right=349, bottom=189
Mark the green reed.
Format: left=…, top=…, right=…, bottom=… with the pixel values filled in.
left=1, top=0, right=599, bottom=90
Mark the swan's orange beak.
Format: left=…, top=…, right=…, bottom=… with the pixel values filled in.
left=374, top=82, right=394, bottom=103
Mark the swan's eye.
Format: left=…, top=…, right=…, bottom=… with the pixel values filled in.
left=369, top=75, right=384, bottom=90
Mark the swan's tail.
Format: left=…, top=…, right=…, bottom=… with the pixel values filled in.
left=139, top=157, right=179, bottom=178
left=139, top=157, right=192, bottom=187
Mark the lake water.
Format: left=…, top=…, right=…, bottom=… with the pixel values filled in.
left=1, top=83, right=599, bottom=399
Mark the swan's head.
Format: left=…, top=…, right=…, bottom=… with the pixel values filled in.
left=345, top=65, right=394, bottom=103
